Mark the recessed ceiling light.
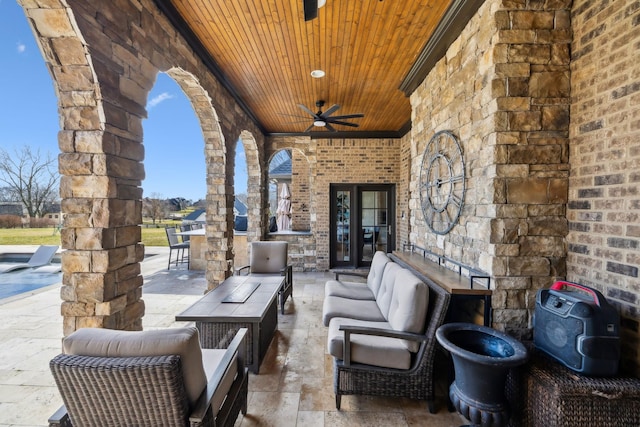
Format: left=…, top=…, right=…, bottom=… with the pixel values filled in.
left=310, top=69, right=325, bottom=78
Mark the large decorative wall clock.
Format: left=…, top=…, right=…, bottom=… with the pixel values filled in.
left=419, top=130, right=466, bottom=235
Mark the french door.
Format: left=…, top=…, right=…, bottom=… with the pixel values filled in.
left=330, top=184, right=395, bottom=268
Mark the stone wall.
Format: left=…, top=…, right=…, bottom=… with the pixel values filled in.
left=314, top=138, right=401, bottom=271
left=410, top=0, right=571, bottom=337
left=568, top=0, right=640, bottom=375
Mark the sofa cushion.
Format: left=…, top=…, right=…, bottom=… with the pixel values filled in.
left=327, top=317, right=413, bottom=370
left=375, top=262, right=403, bottom=319
left=62, top=326, right=206, bottom=410
left=322, top=295, right=385, bottom=326
left=202, top=349, right=238, bottom=416
left=250, top=241, right=288, bottom=274
left=387, top=269, right=429, bottom=352
left=366, top=251, right=391, bottom=296
left=325, top=279, right=376, bottom=300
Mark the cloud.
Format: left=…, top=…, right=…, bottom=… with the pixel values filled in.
left=148, top=92, right=173, bottom=109
left=16, top=42, right=26, bottom=53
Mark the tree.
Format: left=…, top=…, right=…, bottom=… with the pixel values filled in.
left=143, top=193, right=167, bottom=224
left=0, top=146, right=59, bottom=218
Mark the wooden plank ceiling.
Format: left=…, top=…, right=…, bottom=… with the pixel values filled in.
left=167, top=0, right=453, bottom=136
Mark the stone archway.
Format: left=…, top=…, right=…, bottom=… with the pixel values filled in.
left=239, top=130, right=263, bottom=243
left=166, top=68, right=229, bottom=290
left=23, top=0, right=267, bottom=334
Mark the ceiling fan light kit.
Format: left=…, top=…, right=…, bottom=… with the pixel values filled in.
left=297, top=100, right=364, bottom=132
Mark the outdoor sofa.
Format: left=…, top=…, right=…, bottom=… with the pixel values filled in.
left=323, top=251, right=451, bottom=412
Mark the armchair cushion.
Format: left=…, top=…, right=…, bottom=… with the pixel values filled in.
left=62, top=326, right=206, bottom=409
left=249, top=241, right=288, bottom=274
left=327, top=317, right=412, bottom=369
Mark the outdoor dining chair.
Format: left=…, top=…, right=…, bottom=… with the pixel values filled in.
left=166, top=227, right=190, bottom=269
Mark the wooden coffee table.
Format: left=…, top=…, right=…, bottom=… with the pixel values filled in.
left=175, top=275, right=283, bottom=373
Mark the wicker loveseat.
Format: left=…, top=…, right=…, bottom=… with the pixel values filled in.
left=49, top=327, right=248, bottom=427
left=323, top=251, right=451, bottom=412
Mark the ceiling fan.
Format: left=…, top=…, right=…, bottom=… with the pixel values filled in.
left=298, top=100, right=364, bottom=132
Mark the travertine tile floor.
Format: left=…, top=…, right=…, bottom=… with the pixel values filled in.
left=0, top=246, right=465, bottom=426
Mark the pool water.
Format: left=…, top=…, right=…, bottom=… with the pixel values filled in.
left=0, top=268, right=62, bottom=300
left=0, top=253, right=62, bottom=300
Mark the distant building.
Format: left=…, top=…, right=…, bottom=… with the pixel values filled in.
left=0, top=203, right=24, bottom=217
left=234, top=198, right=247, bottom=232
left=182, top=198, right=248, bottom=231
left=182, top=209, right=205, bottom=225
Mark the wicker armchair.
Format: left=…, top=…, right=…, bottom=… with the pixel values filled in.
left=49, top=327, right=248, bottom=427
left=332, top=272, right=451, bottom=413
left=236, top=241, right=293, bottom=314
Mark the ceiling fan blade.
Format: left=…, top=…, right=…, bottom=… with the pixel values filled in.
left=297, top=103, right=318, bottom=118
left=286, top=119, right=313, bottom=124
left=304, top=124, right=315, bottom=132
left=325, top=123, right=337, bottom=132
left=322, top=104, right=341, bottom=117
left=278, top=112, right=313, bottom=120
left=329, top=120, right=359, bottom=127
left=327, top=113, right=365, bottom=120
left=303, top=0, right=318, bottom=21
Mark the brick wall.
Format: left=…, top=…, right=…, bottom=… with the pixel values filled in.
left=397, top=132, right=412, bottom=249
left=291, top=148, right=311, bottom=231
left=568, top=0, right=640, bottom=375
left=315, top=138, right=401, bottom=270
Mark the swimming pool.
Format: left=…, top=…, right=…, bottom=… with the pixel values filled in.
left=0, top=253, right=62, bottom=300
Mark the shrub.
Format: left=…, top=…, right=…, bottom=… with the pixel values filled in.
left=0, top=215, right=22, bottom=228
left=29, top=217, right=56, bottom=228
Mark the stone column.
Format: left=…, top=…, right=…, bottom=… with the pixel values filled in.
left=489, top=1, right=571, bottom=334
left=29, top=0, right=149, bottom=334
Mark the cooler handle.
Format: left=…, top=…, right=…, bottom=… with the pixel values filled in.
left=550, top=281, right=601, bottom=306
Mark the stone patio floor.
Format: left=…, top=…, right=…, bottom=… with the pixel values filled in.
left=0, top=245, right=465, bottom=426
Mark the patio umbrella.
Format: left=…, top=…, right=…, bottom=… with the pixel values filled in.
left=276, top=183, right=291, bottom=231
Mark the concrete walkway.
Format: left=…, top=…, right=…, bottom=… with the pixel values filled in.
left=0, top=246, right=207, bottom=426
left=0, top=245, right=464, bottom=427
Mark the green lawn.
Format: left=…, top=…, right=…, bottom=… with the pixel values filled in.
left=0, top=226, right=172, bottom=247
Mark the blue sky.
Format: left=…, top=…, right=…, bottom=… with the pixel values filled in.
left=0, top=0, right=247, bottom=201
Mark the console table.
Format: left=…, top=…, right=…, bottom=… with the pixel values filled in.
left=176, top=275, right=283, bottom=373
left=389, top=247, right=492, bottom=326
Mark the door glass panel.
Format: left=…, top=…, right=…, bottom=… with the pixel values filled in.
left=360, top=191, right=388, bottom=263
left=336, top=190, right=351, bottom=262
